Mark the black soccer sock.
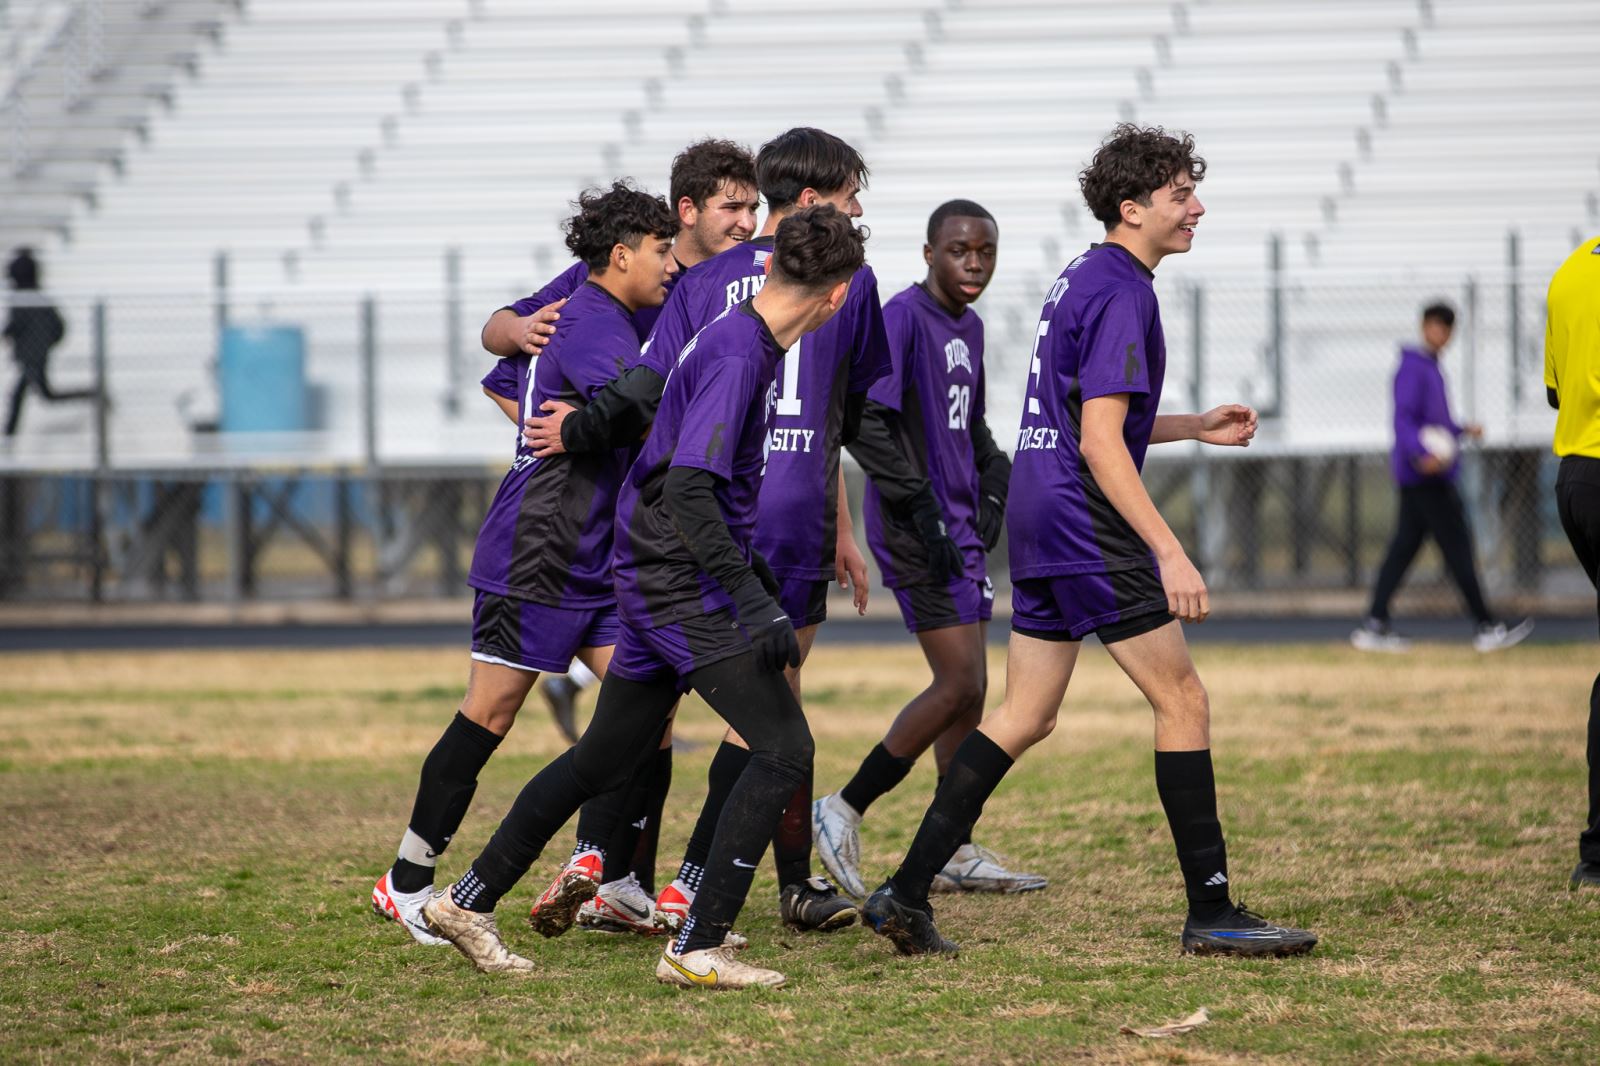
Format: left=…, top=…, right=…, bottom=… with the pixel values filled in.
left=839, top=742, right=915, bottom=817
left=392, top=712, right=503, bottom=893
left=677, top=749, right=807, bottom=954
left=1154, top=749, right=1231, bottom=922
left=629, top=746, right=672, bottom=894
left=677, top=741, right=751, bottom=881
left=585, top=758, right=655, bottom=884
left=772, top=766, right=814, bottom=889
left=936, top=774, right=975, bottom=847
left=889, top=731, right=1012, bottom=903
left=460, top=748, right=593, bottom=913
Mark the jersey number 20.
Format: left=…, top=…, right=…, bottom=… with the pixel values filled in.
left=947, top=384, right=971, bottom=430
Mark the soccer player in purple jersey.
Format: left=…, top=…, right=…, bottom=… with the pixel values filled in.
left=479, top=140, right=758, bottom=748
left=473, top=144, right=760, bottom=934
left=522, top=128, right=883, bottom=936
left=421, top=208, right=866, bottom=989
left=813, top=200, right=1044, bottom=898
left=369, top=182, right=680, bottom=946
left=861, top=125, right=1318, bottom=960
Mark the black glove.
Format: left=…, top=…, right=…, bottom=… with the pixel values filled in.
left=731, top=580, right=800, bottom=673
left=911, top=498, right=965, bottom=582
left=975, top=492, right=1005, bottom=551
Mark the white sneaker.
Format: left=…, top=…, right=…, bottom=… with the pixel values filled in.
left=576, top=873, right=661, bottom=935
left=1350, top=618, right=1410, bottom=653
left=655, top=945, right=785, bottom=990
left=370, top=869, right=448, bottom=946
left=930, top=843, right=1049, bottom=894
left=812, top=792, right=867, bottom=898
left=1474, top=618, right=1533, bottom=653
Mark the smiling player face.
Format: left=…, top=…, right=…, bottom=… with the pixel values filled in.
left=924, top=215, right=998, bottom=311
left=1143, top=171, right=1204, bottom=258
left=682, top=179, right=760, bottom=261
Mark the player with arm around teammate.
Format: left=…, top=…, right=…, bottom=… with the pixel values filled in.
left=814, top=199, right=1045, bottom=898
left=420, top=206, right=867, bottom=989
left=861, top=125, right=1318, bottom=961
left=369, top=182, right=680, bottom=944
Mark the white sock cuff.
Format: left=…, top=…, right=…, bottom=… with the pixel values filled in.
left=398, top=828, right=438, bottom=868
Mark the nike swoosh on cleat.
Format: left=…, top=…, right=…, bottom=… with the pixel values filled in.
left=664, top=957, right=717, bottom=986
left=1205, top=928, right=1292, bottom=938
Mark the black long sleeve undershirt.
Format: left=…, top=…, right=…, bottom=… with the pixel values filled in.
left=845, top=400, right=940, bottom=520
left=970, top=412, right=1012, bottom=505
left=557, top=365, right=667, bottom=455
left=663, top=465, right=768, bottom=610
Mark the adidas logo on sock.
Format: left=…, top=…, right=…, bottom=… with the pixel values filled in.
left=1204, top=872, right=1229, bottom=887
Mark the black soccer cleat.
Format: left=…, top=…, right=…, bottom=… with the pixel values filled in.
left=863, top=881, right=959, bottom=956
left=540, top=675, right=581, bottom=745
left=1181, top=903, right=1318, bottom=957
left=779, top=875, right=858, bottom=933
left=1571, top=861, right=1600, bottom=889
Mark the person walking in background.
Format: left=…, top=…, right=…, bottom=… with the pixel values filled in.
left=1545, top=234, right=1600, bottom=889
left=4, top=247, right=94, bottom=438
left=1352, top=302, right=1532, bottom=654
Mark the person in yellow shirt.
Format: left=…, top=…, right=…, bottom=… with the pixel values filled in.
left=1545, top=233, right=1600, bottom=889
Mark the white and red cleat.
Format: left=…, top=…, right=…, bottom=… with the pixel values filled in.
left=653, top=878, right=694, bottom=934
left=371, top=869, right=448, bottom=946
left=576, top=873, right=663, bottom=935
left=527, top=850, right=602, bottom=938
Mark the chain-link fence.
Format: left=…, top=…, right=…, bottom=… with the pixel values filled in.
left=0, top=261, right=1582, bottom=612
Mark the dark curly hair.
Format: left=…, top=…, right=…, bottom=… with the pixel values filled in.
left=669, top=138, right=757, bottom=211
left=563, top=180, right=680, bottom=271
left=1079, top=124, right=1206, bottom=230
left=770, top=204, right=865, bottom=293
left=756, top=127, right=868, bottom=211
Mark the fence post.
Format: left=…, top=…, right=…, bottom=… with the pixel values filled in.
left=444, top=246, right=462, bottom=417
left=1506, top=229, right=1521, bottom=412
left=362, top=296, right=379, bottom=472
left=1462, top=274, right=1478, bottom=425
left=213, top=250, right=230, bottom=337
left=89, top=300, right=108, bottom=601
left=1265, top=233, right=1285, bottom=418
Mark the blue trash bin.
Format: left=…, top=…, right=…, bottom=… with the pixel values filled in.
left=219, top=324, right=307, bottom=433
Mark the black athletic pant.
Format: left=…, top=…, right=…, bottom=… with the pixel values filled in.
left=5, top=358, right=95, bottom=437
left=467, top=652, right=812, bottom=936
left=1368, top=480, right=1492, bottom=625
left=1557, top=455, right=1600, bottom=865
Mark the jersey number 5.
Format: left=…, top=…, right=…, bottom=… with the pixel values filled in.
left=1024, top=320, right=1049, bottom=416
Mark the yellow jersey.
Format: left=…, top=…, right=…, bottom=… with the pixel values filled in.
left=1545, top=235, right=1600, bottom=458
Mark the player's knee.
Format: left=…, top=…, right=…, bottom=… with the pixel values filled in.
left=1154, top=671, right=1209, bottom=721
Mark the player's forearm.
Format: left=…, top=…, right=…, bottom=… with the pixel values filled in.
left=1149, top=414, right=1201, bottom=445
left=481, top=309, right=523, bottom=358
left=835, top=466, right=855, bottom=538
left=846, top=401, right=935, bottom=515
left=484, top=388, right=519, bottom=425
left=1082, top=432, right=1185, bottom=561
left=663, top=466, right=762, bottom=601
left=560, top=365, right=666, bottom=454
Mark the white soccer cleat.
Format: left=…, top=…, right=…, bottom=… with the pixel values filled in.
left=1474, top=618, right=1534, bottom=653
left=371, top=869, right=449, bottom=946
left=576, top=873, right=662, bottom=936
left=930, top=843, right=1049, bottom=894
left=812, top=792, right=867, bottom=898
left=421, top=889, right=536, bottom=974
left=655, top=945, right=785, bottom=990
left=1350, top=618, right=1410, bottom=653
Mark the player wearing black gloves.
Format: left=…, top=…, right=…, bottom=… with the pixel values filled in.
left=814, top=200, right=1047, bottom=899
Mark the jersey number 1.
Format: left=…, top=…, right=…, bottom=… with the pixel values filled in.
left=775, top=351, right=802, bottom=417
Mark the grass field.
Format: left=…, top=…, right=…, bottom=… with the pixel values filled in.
left=2, top=639, right=1598, bottom=1064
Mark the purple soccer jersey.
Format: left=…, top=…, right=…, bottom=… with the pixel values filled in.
left=863, top=283, right=988, bottom=587
left=639, top=235, right=890, bottom=580
left=1008, top=243, right=1167, bottom=578
left=467, top=281, right=640, bottom=607
left=504, top=257, right=676, bottom=347
left=612, top=301, right=784, bottom=628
